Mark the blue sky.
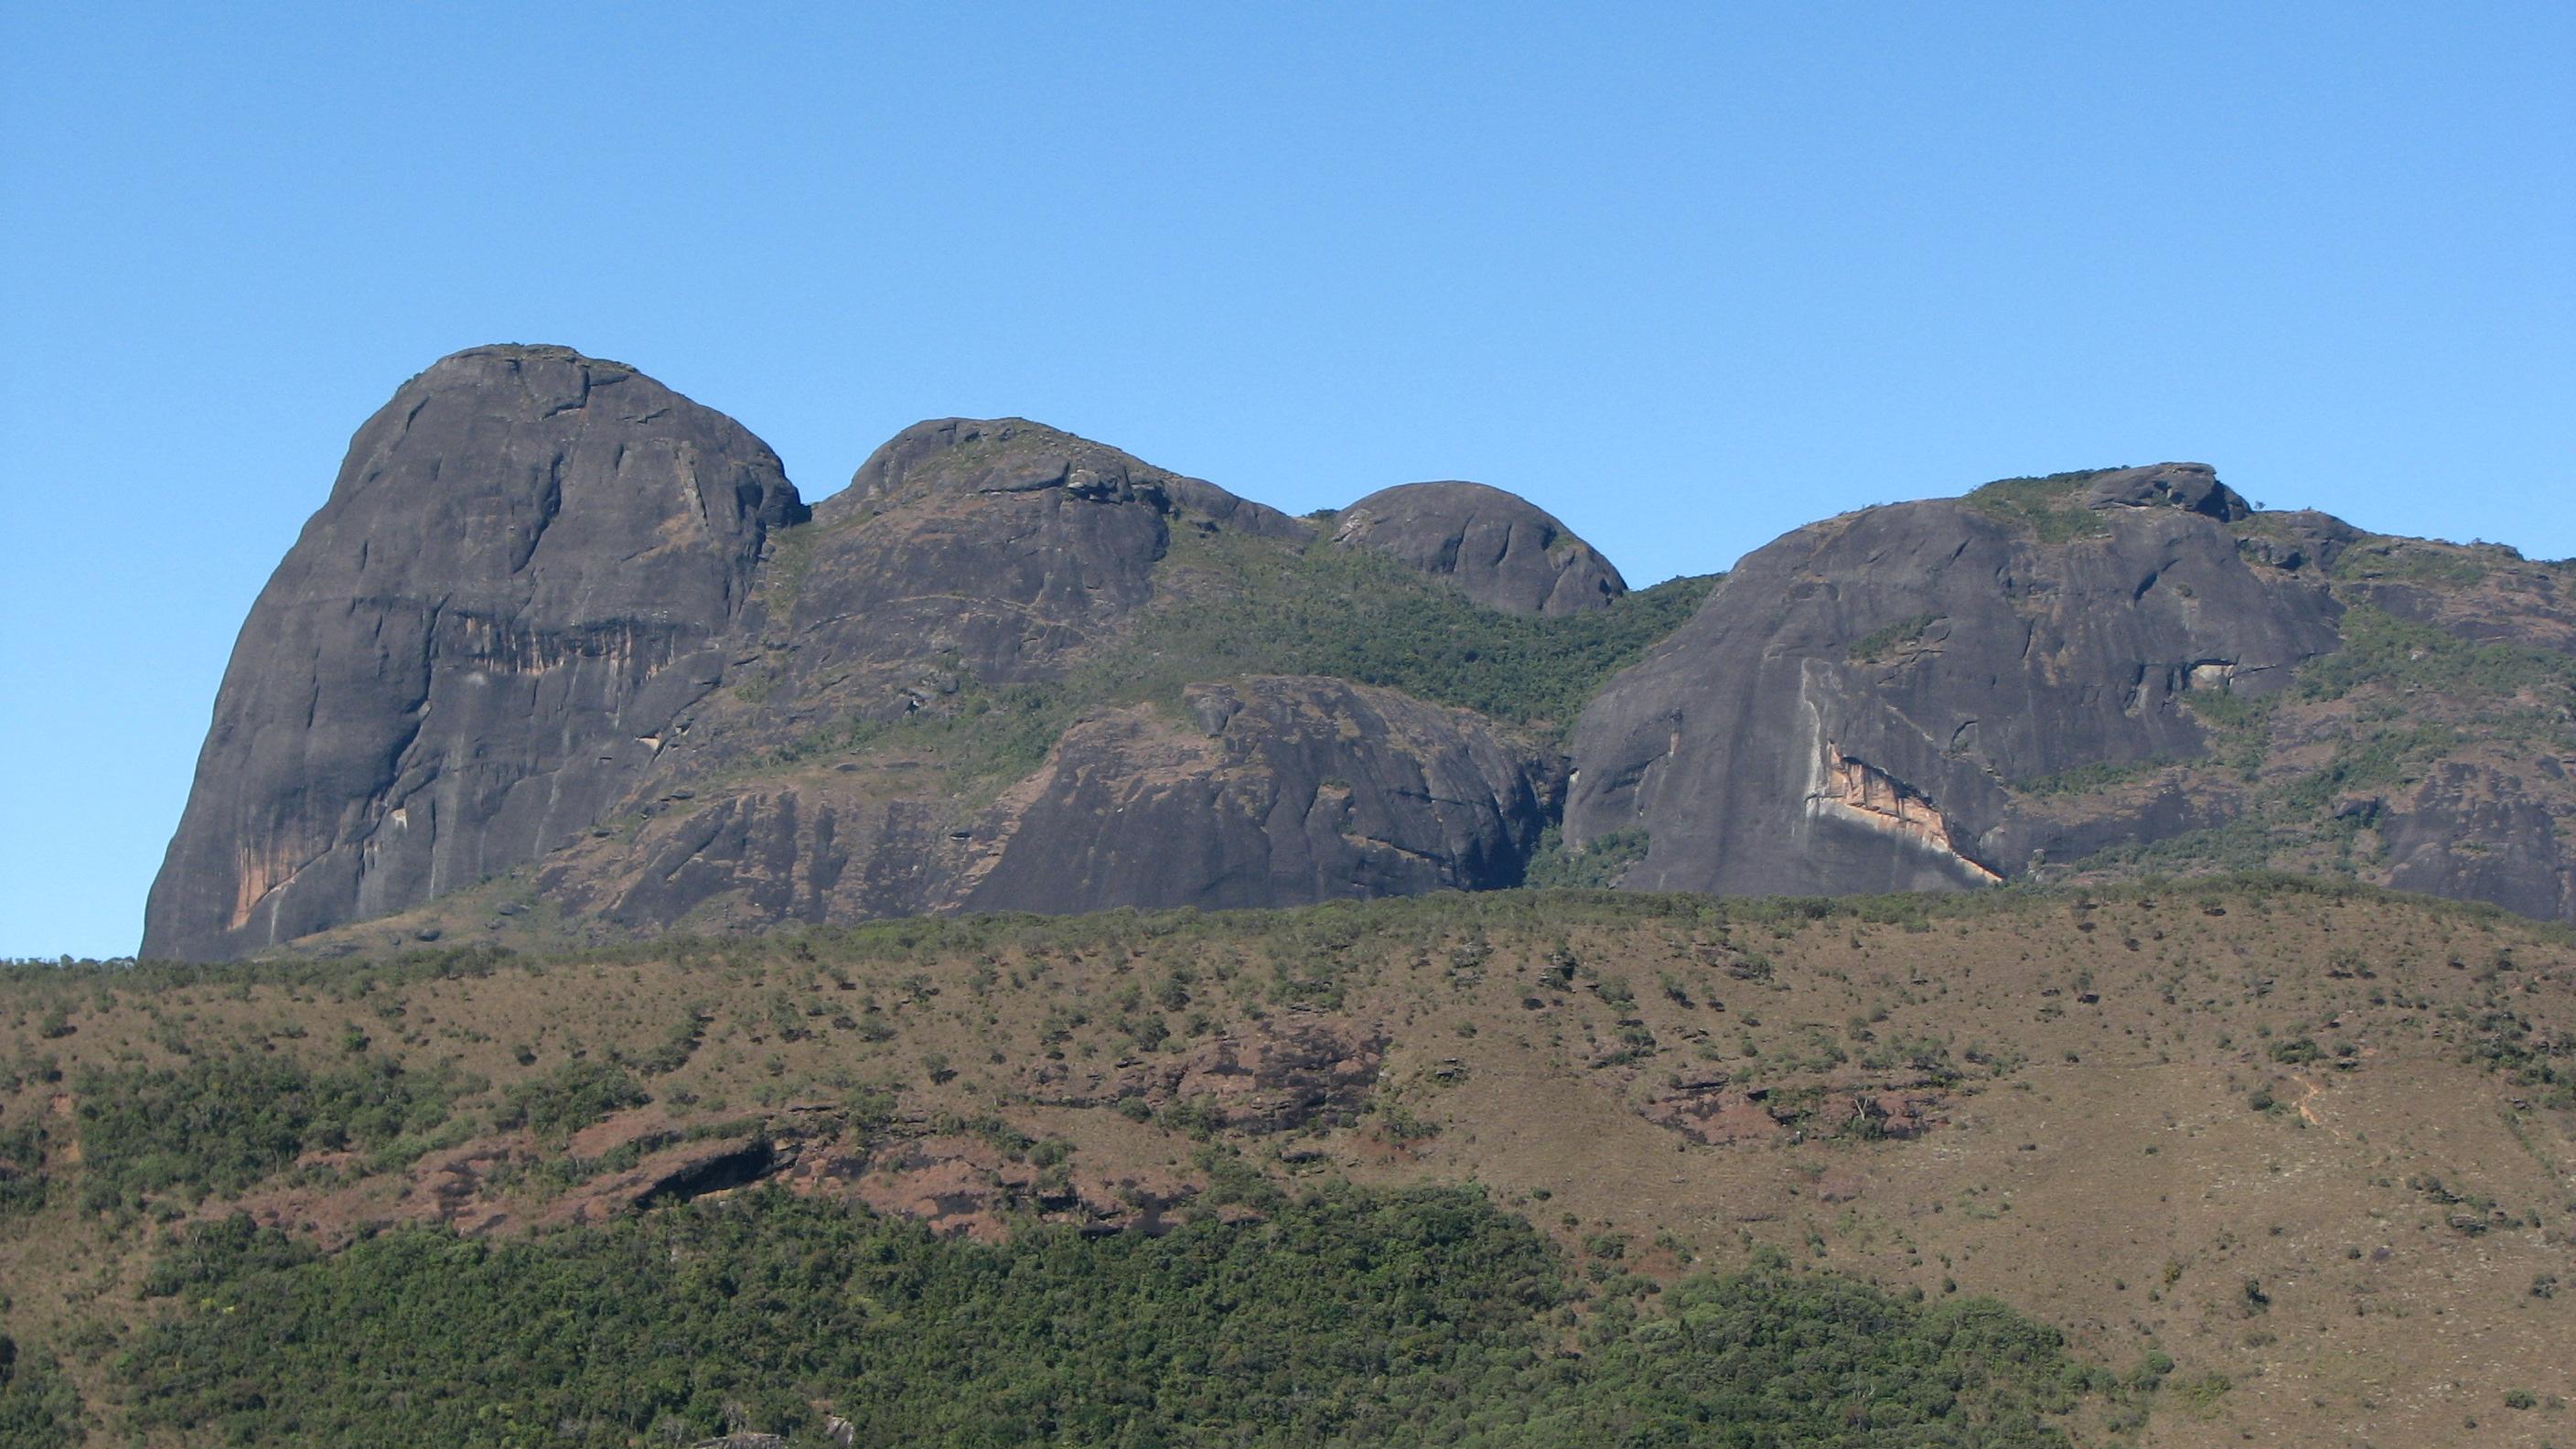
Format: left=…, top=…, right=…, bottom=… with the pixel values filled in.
left=3, top=2, right=2570, bottom=957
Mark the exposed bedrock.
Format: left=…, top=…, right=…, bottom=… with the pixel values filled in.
left=1331, top=479, right=1626, bottom=615
left=160, top=361, right=2576, bottom=956
left=956, top=676, right=1563, bottom=913
left=1564, top=465, right=2348, bottom=895
left=525, top=675, right=1561, bottom=936
left=745, top=418, right=1311, bottom=735
left=2375, top=762, right=2576, bottom=922
left=143, top=345, right=805, bottom=960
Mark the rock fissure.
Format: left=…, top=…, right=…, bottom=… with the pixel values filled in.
left=1809, top=746, right=2003, bottom=885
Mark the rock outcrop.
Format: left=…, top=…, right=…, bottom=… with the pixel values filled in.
left=956, top=677, right=1562, bottom=913
left=145, top=364, right=1586, bottom=958
left=1332, top=480, right=1626, bottom=614
left=1566, top=466, right=2347, bottom=895
left=147, top=354, right=2576, bottom=957
left=1035, top=1019, right=1390, bottom=1134
left=2376, top=762, right=2576, bottom=920
left=752, top=419, right=1311, bottom=729
left=510, top=676, right=1561, bottom=936
left=144, top=346, right=805, bottom=961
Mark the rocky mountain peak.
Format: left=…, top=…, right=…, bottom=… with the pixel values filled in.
left=1330, top=479, right=1626, bottom=615
left=144, top=349, right=2576, bottom=961
left=2077, top=462, right=2249, bottom=521
left=142, top=344, right=804, bottom=961
left=820, top=417, right=1307, bottom=541
left=829, top=417, right=1126, bottom=519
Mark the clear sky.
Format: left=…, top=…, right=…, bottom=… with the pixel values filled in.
left=3, top=2, right=2570, bottom=958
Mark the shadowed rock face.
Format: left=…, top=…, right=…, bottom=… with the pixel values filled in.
left=1565, top=466, right=2346, bottom=896
left=521, top=676, right=1561, bottom=934
left=2377, top=763, right=2576, bottom=920
left=142, top=346, right=805, bottom=961
left=1333, top=480, right=1626, bottom=615
left=957, top=677, right=1562, bottom=913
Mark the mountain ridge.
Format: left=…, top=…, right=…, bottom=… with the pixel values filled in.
left=143, top=344, right=2576, bottom=961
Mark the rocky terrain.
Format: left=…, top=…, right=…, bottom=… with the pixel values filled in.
left=1330, top=478, right=1628, bottom=615
left=143, top=347, right=807, bottom=961
left=1568, top=467, right=2576, bottom=924
left=72, top=345, right=2576, bottom=1447
left=145, top=344, right=2576, bottom=961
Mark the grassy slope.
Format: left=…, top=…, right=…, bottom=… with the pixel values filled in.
left=5, top=879, right=2572, bottom=1445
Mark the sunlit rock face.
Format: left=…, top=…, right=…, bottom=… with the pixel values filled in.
left=143, top=345, right=804, bottom=961
left=1565, top=467, right=2346, bottom=896
left=1332, top=480, right=1626, bottom=616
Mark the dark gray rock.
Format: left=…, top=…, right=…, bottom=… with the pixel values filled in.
left=1563, top=466, right=2345, bottom=896
left=531, top=676, right=1560, bottom=933
left=1331, top=480, right=1626, bottom=615
left=143, top=345, right=803, bottom=960
left=159, top=358, right=2576, bottom=953
left=957, top=676, right=1562, bottom=912
left=755, top=419, right=1311, bottom=728
left=570, top=788, right=957, bottom=934
left=2078, top=462, right=2250, bottom=521
left=2378, top=762, right=2576, bottom=920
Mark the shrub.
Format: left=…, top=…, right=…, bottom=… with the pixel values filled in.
left=494, top=1060, right=647, bottom=1141
left=74, top=1055, right=475, bottom=1211
left=123, top=1186, right=2120, bottom=1447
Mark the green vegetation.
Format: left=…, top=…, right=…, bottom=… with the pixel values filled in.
left=2277, top=724, right=2457, bottom=816
left=2328, top=539, right=2494, bottom=588
left=2054, top=604, right=2576, bottom=881
left=127, top=1186, right=2117, bottom=1447
left=3, top=875, right=2568, bottom=1444
left=0, top=1337, right=80, bottom=1449
left=2013, top=757, right=2176, bottom=798
left=1963, top=470, right=2120, bottom=543
left=771, top=534, right=1717, bottom=788
left=1118, top=536, right=1712, bottom=737
left=2060, top=821, right=2283, bottom=883
left=756, top=518, right=824, bottom=630
left=73, top=1054, right=477, bottom=1215
left=1847, top=613, right=1942, bottom=664
left=1523, top=827, right=1651, bottom=888
left=0, top=1115, right=48, bottom=1216
left=493, top=1059, right=650, bottom=1142
left=2293, top=605, right=2576, bottom=713
left=772, top=679, right=1080, bottom=789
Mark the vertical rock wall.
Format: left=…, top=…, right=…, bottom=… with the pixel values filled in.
left=142, top=346, right=804, bottom=960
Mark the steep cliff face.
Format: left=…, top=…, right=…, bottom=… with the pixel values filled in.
left=1565, top=466, right=2349, bottom=895
left=513, top=677, right=1562, bottom=935
left=148, top=359, right=2576, bottom=959
left=142, top=346, right=806, bottom=961
left=1331, top=480, right=1626, bottom=615
left=954, top=677, right=1561, bottom=913
left=145, top=375, right=1586, bottom=959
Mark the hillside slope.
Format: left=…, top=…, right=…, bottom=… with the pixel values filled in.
left=11, top=882, right=2575, bottom=1444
